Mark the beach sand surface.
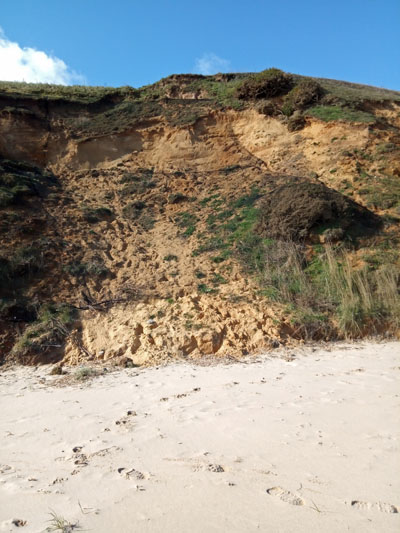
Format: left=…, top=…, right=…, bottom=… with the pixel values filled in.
left=0, top=341, right=399, bottom=532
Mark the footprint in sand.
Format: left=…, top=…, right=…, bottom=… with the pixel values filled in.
left=1, top=518, right=27, bottom=529
left=267, top=487, right=305, bottom=506
left=51, top=477, right=67, bottom=485
left=191, top=463, right=225, bottom=473
left=0, top=465, right=14, bottom=475
left=351, top=500, right=398, bottom=513
left=90, top=446, right=122, bottom=459
left=160, top=388, right=201, bottom=402
left=73, top=453, right=89, bottom=466
left=118, top=467, right=150, bottom=481
left=67, top=447, right=89, bottom=472
left=115, top=410, right=137, bottom=430
left=207, top=464, right=225, bottom=473
left=225, top=382, right=240, bottom=388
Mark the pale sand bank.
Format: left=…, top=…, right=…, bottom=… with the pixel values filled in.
left=0, top=341, right=399, bottom=532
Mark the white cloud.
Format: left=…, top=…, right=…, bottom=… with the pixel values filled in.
left=0, top=28, right=84, bottom=85
left=195, top=53, right=231, bottom=75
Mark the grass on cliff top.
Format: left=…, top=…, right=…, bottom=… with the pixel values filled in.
left=1, top=71, right=398, bottom=106
left=294, top=75, right=400, bottom=104
left=0, top=81, right=139, bottom=104
left=2, top=72, right=398, bottom=137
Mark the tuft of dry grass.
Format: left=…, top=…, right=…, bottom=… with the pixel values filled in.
left=323, top=247, right=400, bottom=335
left=256, top=240, right=400, bottom=338
left=74, top=367, right=100, bottom=381
left=45, top=510, right=79, bottom=532
left=11, top=304, right=75, bottom=360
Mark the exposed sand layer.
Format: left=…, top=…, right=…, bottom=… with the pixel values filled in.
left=0, top=341, right=399, bottom=532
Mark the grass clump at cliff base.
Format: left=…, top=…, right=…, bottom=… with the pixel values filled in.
left=11, top=303, right=76, bottom=361
left=251, top=239, right=400, bottom=339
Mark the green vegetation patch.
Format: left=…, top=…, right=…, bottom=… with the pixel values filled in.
left=211, top=273, right=227, bottom=285
left=358, top=174, right=400, bottom=210
left=306, top=105, right=376, bottom=123
left=163, top=254, right=178, bottom=262
left=362, top=246, right=400, bottom=270
left=0, top=243, right=45, bottom=292
left=204, top=79, right=243, bottom=109
left=197, top=283, right=217, bottom=294
left=156, top=74, right=244, bottom=110
left=199, top=193, right=220, bottom=206
left=193, top=236, right=229, bottom=255
left=0, top=81, right=139, bottom=104
left=0, top=158, right=58, bottom=207
left=211, top=250, right=232, bottom=263
left=175, top=211, right=198, bottom=237
left=193, top=188, right=261, bottom=258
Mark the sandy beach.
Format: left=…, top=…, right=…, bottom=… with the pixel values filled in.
left=0, top=341, right=399, bottom=532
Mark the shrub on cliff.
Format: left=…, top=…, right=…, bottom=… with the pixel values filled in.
left=257, top=178, right=382, bottom=241
left=282, top=80, right=324, bottom=116
left=236, top=68, right=293, bottom=100
left=287, top=111, right=306, bottom=131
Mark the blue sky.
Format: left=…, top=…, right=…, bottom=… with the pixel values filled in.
left=1, top=0, right=399, bottom=89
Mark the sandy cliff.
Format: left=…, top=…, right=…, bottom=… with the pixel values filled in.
left=0, top=73, right=399, bottom=364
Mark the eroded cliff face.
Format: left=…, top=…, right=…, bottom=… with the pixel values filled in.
left=1, top=82, right=399, bottom=365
